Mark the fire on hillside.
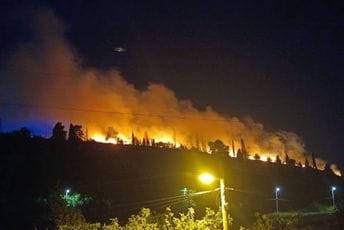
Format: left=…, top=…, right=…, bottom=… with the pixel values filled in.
left=1, top=9, right=341, bottom=177
left=61, top=124, right=340, bottom=176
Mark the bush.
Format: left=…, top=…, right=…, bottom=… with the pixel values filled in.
left=251, top=212, right=302, bottom=230
left=57, top=207, right=233, bottom=230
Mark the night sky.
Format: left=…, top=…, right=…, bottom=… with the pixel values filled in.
left=0, top=1, right=343, bottom=167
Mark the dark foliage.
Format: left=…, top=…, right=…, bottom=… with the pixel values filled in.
left=208, top=139, right=228, bottom=157
left=0, top=128, right=342, bottom=229
left=52, top=122, right=67, bottom=141
left=68, top=123, right=84, bottom=142
left=254, top=154, right=260, bottom=160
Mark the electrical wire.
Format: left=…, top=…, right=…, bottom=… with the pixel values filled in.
left=112, top=195, right=185, bottom=208
left=0, top=102, right=241, bottom=123
left=0, top=66, right=88, bottom=78
left=125, top=198, right=187, bottom=213
left=0, top=67, right=241, bottom=122
left=111, top=188, right=218, bottom=209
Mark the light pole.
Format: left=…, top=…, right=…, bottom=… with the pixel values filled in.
left=65, top=189, right=70, bottom=199
left=331, top=186, right=336, bottom=208
left=275, top=187, right=280, bottom=213
left=199, top=173, right=228, bottom=230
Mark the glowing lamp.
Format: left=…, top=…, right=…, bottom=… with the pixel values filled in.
left=199, top=173, right=215, bottom=184
left=198, top=172, right=228, bottom=229
left=65, top=189, right=71, bottom=198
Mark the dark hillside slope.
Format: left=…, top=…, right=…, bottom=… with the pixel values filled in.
left=0, top=134, right=342, bottom=227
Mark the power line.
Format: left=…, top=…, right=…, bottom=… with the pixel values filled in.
left=113, top=197, right=186, bottom=213
left=0, top=66, right=86, bottom=78
left=112, top=195, right=185, bottom=208
left=0, top=102, right=239, bottom=123
left=111, top=188, right=218, bottom=209
left=0, top=67, right=242, bottom=123
left=125, top=198, right=187, bottom=213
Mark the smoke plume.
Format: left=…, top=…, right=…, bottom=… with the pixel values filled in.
left=0, top=9, right=339, bottom=175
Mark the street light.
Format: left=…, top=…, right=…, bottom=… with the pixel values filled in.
left=199, top=173, right=228, bottom=230
left=275, top=187, right=280, bottom=213
left=65, top=189, right=70, bottom=199
left=331, top=186, right=336, bottom=208
left=198, top=173, right=215, bottom=184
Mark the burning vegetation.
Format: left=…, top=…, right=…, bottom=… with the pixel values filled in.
left=48, top=121, right=341, bottom=176
left=0, top=9, right=341, bottom=176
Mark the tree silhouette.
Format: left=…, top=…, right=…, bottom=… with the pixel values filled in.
left=143, top=131, right=150, bottom=146
left=105, top=127, right=118, bottom=140
left=285, top=153, right=290, bottom=164
left=276, top=155, right=281, bottom=164
left=241, top=138, right=248, bottom=159
left=51, top=122, right=67, bottom=141
left=324, top=163, right=332, bottom=174
left=304, top=157, right=310, bottom=168
left=195, top=134, right=200, bottom=150
left=254, top=153, right=260, bottom=160
left=68, top=124, right=84, bottom=142
left=11, top=127, right=32, bottom=139
left=208, top=139, right=228, bottom=157
left=236, top=149, right=243, bottom=160
left=285, top=153, right=296, bottom=166
left=288, top=158, right=296, bottom=166
left=311, top=153, right=318, bottom=170
left=131, top=131, right=139, bottom=145
left=231, top=140, right=235, bottom=157
left=267, top=156, right=272, bottom=163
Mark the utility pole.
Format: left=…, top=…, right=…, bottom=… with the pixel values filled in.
left=220, top=178, right=228, bottom=230
left=275, top=187, right=280, bottom=213
left=331, top=186, right=336, bottom=208
left=199, top=173, right=228, bottom=230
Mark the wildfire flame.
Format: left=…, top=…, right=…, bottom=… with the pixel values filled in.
left=0, top=9, right=341, bottom=177
left=91, top=133, right=130, bottom=145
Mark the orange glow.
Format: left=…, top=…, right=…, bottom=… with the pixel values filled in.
left=8, top=9, right=339, bottom=177
left=248, top=156, right=255, bottom=161
left=90, top=133, right=130, bottom=145
left=154, top=135, right=178, bottom=146
left=88, top=131, right=341, bottom=176
left=90, top=132, right=178, bottom=147
left=91, top=134, right=116, bottom=144
left=260, top=156, right=269, bottom=162
left=117, top=134, right=130, bottom=144
left=248, top=155, right=270, bottom=162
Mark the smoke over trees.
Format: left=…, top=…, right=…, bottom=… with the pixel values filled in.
left=0, top=8, right=337, bottom=173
